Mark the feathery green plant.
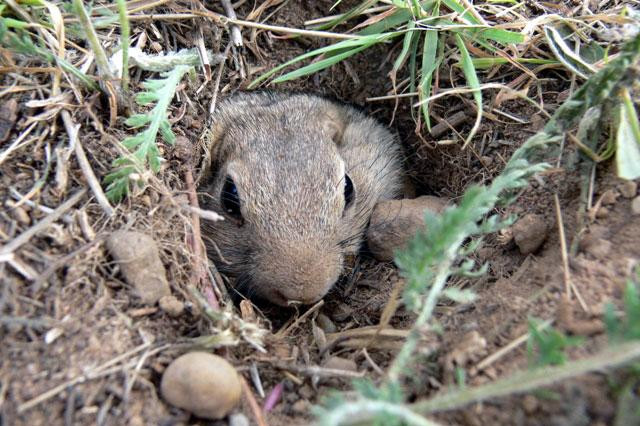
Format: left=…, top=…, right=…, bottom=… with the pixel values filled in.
left=104, top=65, right=193, bottom=202
left=605, top=267, right=640, bottom=342
left=527, top=318, right=582, bottom=368
left=250, top=0, right=525, bottom=144
left=315, top=32, right=640, bottom=426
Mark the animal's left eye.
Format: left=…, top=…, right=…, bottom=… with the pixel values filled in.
left=344, top=174, right=354, bottom=211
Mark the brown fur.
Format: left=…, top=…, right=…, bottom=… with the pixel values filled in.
left=200, top=92, right=402, bottom=306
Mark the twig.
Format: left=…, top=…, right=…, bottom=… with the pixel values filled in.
left=240, top=377, right=268, bottom=426
left=475, top=319, right=553, bottom=371
left=61, top=110, right=114, bottom=217
left=275, top=300, right=324, bottom=338
left=0, top=189, right=86, bottom=256
left=184, top=167, right=219, bottom=306
left=17, top=342, right=165, bottom=413
left=553, top=194, right=588, bottom=313
left=272, top=362, right=365, bottom=379
left=208, top=42, right=231, bottom=116
left=220, top=0, right=243, bottom=47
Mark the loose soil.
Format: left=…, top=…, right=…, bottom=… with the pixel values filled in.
left=1, top=1, right=639, bottom=426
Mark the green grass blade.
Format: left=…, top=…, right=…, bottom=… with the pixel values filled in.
left=390, top=22, right=418, bottom=87
left=272, top=44, right=371, bottom=83
left=544, top=26, right=596, bottom=79
left=454, top=33, right=482, bottom=147
left=616, top=89, right=640, bottom=180
left=441, top=0, right=481, bottom=25
left=251, top=32, right=400, bottom=88
left=419, top=29, right=438, bottom=131
left=477, top=28, right=525, bottom=44
left=468, top=57, right=558, bottom=69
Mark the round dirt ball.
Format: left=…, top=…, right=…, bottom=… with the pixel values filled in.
left=161, top=352, right=241, bottom=419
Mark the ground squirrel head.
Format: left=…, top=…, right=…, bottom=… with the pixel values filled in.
left=201, top=92, right=401, bottom=306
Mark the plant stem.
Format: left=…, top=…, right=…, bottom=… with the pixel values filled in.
left=412, top=341, right=640, bottom=413
left=116, top=0, right=130, bottom=93
left=72, top=0, right=115, bottom=81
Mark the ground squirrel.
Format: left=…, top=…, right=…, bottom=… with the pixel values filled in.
left=201, top=92, right=403, bottom=306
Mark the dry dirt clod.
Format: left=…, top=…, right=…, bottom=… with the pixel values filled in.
left=0, top=98, right=18, bottom=143
left=619, top=180, right=637, bottom=199
left=159, top=295, right=184, bottom=317
left=583, top=238, right=612, bottom=259
left=106, top=231, right=171, bottom=305
left=322, top=356, right=358, bottom=372
left=631, top=196, right=640, bottom=215
left=367, top=196, right=450, bottom=262
left=600, top=189, right=618, bottom=205
left=291, top=399, right=310, bottom=414
left=511, top=213, right=549, bottom=255
left=161, top=352, right=241, bottom=419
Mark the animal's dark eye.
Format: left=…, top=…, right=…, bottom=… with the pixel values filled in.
left=221, top=176, right=242, bottom=220
left=344, top=174, right=354, bottom=210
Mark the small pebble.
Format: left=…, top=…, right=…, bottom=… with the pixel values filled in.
left=106, top=231, right=171, bottom=305
left=632, top=196, right=640, bottom=216
left=159, top=295, right=184, bottom=317
left=229, top=413, right=250, bottom=426
left=322, top=356, right=358, bottom=372
left=600, top=189, right=618, bottom=205
left=522, top=395, right=538, bottom=414
left=291, top=399, right=309, bottom=414
left=619, top=180, right=637, bottom=199
left=367, top=196, right=450, bottom=262
left=512, top=213, right=548, bottom=254
left=161, top=352, right=241, bottom=419
left=316, top=313, right=337, bottom=334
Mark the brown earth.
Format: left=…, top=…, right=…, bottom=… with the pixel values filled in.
left=1, top=1, right=639, bottom=426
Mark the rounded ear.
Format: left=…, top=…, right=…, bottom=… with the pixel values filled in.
left=321, top=109, right=346, bottom=145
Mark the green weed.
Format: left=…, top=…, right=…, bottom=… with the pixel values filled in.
left=104, top=65, right=193, bottom=202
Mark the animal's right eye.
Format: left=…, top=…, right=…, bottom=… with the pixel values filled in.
left=221, top=176, right=242, bottom=220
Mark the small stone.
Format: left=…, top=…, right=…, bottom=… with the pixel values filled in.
left=322, top=356, right=357, bottom=372
left=298, top=384, right=314, bottom=400
left=619, top=180, right=637, bottom=199
left=11, top=206, right=31, bottom=225
left=316, top=313, right=336, bottom=334
left=522, top=395, right=538, bottom=414
left=632, top=196, right=640, bottom=215
left=159, top=295, right=184, bottom=317
left=161, top=352, right=241, bottom=419
left=291, top=399, right=309, bottom=414
left=512, top=214, right=549, bottom=254
left=173, top=136, right=193, bottom=162
left=582, top=238, right=612, bottom=259
left=229, top=413, right=250, bottom=426
left=367, top=196, right=450, bottom=262
left=600, top=189, right=618, bottom=205
left=480, top=156, right=493, bottom=167
left=106, top=231, right=171, bottom=304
